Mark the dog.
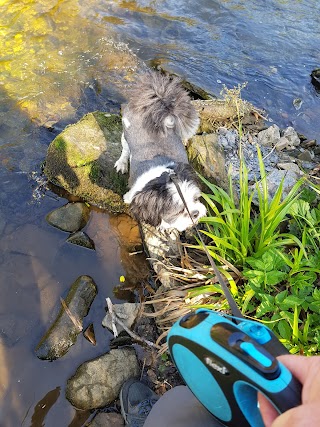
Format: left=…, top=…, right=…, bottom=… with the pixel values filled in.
left=114, top=71, right=206, bottom=232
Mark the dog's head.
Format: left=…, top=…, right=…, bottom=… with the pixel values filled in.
left=128, top=164, right=206, bottom=232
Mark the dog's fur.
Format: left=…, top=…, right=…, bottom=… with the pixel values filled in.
left=115, top=71, right=206, bottom=231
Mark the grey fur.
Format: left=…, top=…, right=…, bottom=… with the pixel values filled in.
left=115, top=70, right=206, bottom=229
left=122, top=71, right=200, bottom=186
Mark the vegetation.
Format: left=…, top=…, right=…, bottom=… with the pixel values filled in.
left=190, top=150, right=320, bottom=356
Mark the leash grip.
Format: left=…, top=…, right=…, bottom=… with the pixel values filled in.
left=168, top=310, right=302, bottom=427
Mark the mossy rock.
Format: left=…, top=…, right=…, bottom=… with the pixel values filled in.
left=44, top=112, right=128, bottom=213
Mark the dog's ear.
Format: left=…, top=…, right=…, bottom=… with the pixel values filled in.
left=129, top=174, right=171, bottom=227
left=130, top=189, right=163, bottom=227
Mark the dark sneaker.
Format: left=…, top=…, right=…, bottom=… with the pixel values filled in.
left=120, top=378, right=159, bottom=426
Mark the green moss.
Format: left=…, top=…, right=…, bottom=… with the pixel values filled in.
left=53, top=136, right=67, bottom=151
left=93, top=112, right=122, bottom=132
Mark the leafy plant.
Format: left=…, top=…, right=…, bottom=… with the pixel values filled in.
left=189, top=146, right=320, bottom=355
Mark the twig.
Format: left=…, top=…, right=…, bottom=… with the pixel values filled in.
left=60, top=297, right=82, bottom=332
left=105, top=298, right=161, bottom=350
left=106, top=297, right=119, bottom=337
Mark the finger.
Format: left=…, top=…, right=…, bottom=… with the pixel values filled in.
left=272, top=403, right=320, bottom=427
left=258, top=392, right=279, bottom=427
left=278, top=355, right=320, bottom=402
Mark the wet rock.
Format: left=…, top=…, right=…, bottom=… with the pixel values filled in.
left=35, top=275, right=97, bottom=360
left=257, top=124, right=281, bottom=147
left=311, top=69, right=320, bottom=91
left=83, top=323, right=96, bottom=346
left=66, top=348, right=140, bottom=410
left=187, top=133, right=228, bottom=189
left=46, top=202, right=90, bottom=233
left=88, top=412, right=124, bottom=427
left=102, top=303, right=140, bottom=334
left=66, top=231, right=95, bottom=250
left=44, top=112, right=128, bottom=213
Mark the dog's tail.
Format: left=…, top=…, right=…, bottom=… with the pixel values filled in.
left=127, top=71, right=200, bottom=140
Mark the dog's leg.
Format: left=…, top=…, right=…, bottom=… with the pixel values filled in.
left=114, top=133, right=130, bottom=173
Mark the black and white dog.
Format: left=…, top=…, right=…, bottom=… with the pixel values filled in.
left=115, top=71, right=206, bottom=231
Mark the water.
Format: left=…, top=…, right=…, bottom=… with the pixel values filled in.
left=0, top=0, right=319, bottom=425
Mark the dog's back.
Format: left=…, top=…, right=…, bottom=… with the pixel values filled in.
left=122, top=72, right=199, bottom=185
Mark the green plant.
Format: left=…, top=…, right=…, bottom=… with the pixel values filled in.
left=198, top=147, right=306, bottom=268
left=189, top=146, right=320, bottom=355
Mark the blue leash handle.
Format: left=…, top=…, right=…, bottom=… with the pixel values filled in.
left=168, top=309, right=302, bottom=427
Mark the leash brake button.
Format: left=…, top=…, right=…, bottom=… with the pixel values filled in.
left=239, top=341, right=273, bottom=368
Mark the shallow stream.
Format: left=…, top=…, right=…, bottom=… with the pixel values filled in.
left=0, top=1, right=319, bottom=426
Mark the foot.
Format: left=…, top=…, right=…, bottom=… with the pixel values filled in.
left=114, top=157, right=128, bottom=174
left=120, top=378, right=159, bottom=426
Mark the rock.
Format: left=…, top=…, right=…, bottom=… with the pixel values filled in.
left=257, top=124, right=281, bottom=147
left=277, top=163, right=302, bottom=174
left=35, top=275, right=97, bottom=360
left=191, top=97, right=261, bottom=133
left=66, top=348, right=140, bottom=410
left=88, top=412, right=124, bottom=427
left=293, top=98, right=303, bottom=110
left=44, top=112, right=128, bottom=213
left=260, top=169, right=301, bottom=200
left=187, top=133, right=228, bottom=189
left=282, top=127, right=300, bottom=147
left=46, top=202, right=90, bottom=233
left=102, top=303, right=140, bottom=334
left=66, top=231, right=95, bottom=250
left=276, top=136, right=292, bottom=151
left=297, top=150, right=314, bottom=162
left=311, top=69, right=320, bottom=91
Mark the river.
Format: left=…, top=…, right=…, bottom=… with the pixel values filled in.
left=0, top=1, right=319, bottom=426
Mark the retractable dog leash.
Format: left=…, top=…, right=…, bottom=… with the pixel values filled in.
left=167, top=174, right=302, bottom=427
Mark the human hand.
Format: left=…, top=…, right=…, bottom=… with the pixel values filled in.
left=259, top=354, right=320, bottom=427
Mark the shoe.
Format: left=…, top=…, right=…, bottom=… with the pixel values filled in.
left=120, top=378, right=159, bottom=426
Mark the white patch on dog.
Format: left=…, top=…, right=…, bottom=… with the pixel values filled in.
left=123, top=164, right=174, bottom=203
left=160, top=180, right=207, bottom=231
left=122, top=117, right=131, bottom=128
left=114, top=134, right=130, bottom=173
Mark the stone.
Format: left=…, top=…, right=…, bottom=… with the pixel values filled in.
left=35, top=275, right=97, bottom=360
left=282, top=127, right=301, bottom=147
left=257, top=124, right=281, bottom=147
left=66, top=231, right=95, bottom=250
left=277, top=163, right=302, bottom=174
left=88, top=412, right=124, bottom=427
left=102, top=303, right=140, bottom=334
left=44, top=112, right=128, bottom=213
left=187, top=133, right=228, bottom=189
left=263, top=170, right=301, bottom=200
left=65, top=348, right=140, bottom=410
left=276, top=137, right=291, bottom=151
left=297, top=150, right=314, bottom=162
left=46, top=202, right=90, bottom=233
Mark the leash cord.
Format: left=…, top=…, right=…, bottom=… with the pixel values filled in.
left=170, top=173, right=243, bottom=321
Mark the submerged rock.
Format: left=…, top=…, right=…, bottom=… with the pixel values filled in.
left=44, top=112, right=128, bottom=213
left=35, top=275, right=97, bottom=360
left=66, top=231, right=95, bottom=250
left=66, top=348, right=140, bottom=410
left=46, top=202, right=90, bottom=233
